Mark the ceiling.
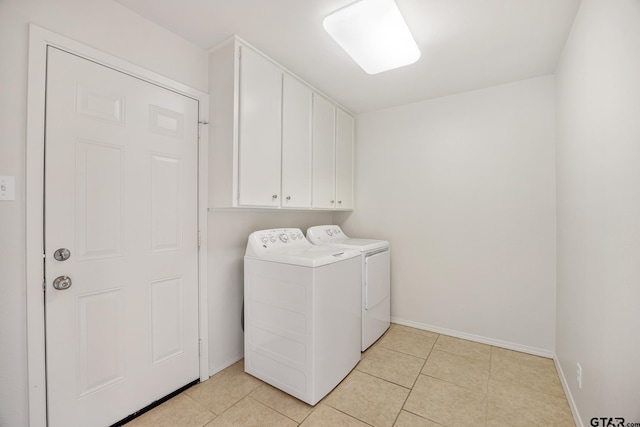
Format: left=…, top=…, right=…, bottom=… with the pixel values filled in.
left=114, top=0, right=581, bottom=114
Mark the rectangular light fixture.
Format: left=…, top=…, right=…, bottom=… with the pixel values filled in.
left=323, top=0, right=421, bottom=75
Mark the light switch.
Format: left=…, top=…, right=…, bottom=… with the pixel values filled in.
left=0, top=176, right=15, bottom=201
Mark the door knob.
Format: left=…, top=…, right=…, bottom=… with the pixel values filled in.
left=52, top=276, right=72, bottom=290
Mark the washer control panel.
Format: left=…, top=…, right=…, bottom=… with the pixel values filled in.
left=247, top=228, right=307, bottom=255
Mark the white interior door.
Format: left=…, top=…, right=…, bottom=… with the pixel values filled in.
left=44, top=47, right=200, bottom=427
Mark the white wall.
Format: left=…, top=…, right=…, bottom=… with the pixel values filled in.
left=0, top=1, right=207, bottom=425
left=555, top=0, right=640, bottom=423
left=339, top=76, right=557, bottom=354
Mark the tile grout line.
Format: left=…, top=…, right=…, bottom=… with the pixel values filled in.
left=419, top=339, right=492, bottom=397
left=245, top=395, right=303, bottom=426
left=354, top=348, right=429, bottom=389
left=430, top=346, right=491, bottom=363
left=485, top=345, right=494, bottom=426
left=393, top=336, right=438, bottom=427
left=322, top=398, right=376, bottom=427
left=180, top=392, right=218, bottom=426
left=400, top=407, right=446, bottom=426
left=326, top=369, right=412, bottom=427
left=201, top=372, right=263, bottom=421
left=376, top=343, right=432, bottom=360
left=489, top=348, right=570, bottom=398
left=486, top=376, right=570, bottom=399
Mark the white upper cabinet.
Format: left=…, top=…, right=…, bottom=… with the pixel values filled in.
left=209, top=37, right=353, bottom=210
left=281, top=74, right=312, bottom=208
left=335, top=108, right=354, bottom=209
left=311, top=99, right=355, bottom=210
left=238, top=47, right=282, bottom=207
left=312, top=94, right=336, bottom=209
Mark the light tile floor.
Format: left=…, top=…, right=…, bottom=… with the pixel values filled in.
left=125, top=324, right=575, bottom=427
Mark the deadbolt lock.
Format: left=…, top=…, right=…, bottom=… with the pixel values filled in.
left=54, top=248, right=71, bottom=261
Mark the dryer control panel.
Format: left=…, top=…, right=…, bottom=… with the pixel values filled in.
left=306, top=225, right=347, bottom=244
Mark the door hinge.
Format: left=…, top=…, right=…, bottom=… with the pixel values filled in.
left=198, top=120, right=209, bottom=140
left=197, top=230, right=202, bottom=248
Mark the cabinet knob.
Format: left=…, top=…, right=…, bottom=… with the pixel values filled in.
left=338, top=200, right=342, bottom=204
left=286, top=196, right=291, bottom=201
left=272, top=194, right=278, bottom=199
left=330, top=200, right=335, bottom=204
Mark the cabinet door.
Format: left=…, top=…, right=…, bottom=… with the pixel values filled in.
left=335, top=109, right=354, bottom=209
left=281, top=74, right=312, bottom=208
left=312, top=94, right=336, bottom=209
left=238, top=47, right=282, bottom=207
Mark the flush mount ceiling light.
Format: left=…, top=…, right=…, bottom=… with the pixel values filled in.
left=323, top=0, right=421, bottom=75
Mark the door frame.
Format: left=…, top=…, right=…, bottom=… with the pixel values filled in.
left=25, top=24, right=209, bottom=426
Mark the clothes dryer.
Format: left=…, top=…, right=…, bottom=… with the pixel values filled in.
left=306, top=225, right=390, bottom=351
left=244, top=228, right=361, bottom=405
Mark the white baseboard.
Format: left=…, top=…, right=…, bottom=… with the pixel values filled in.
left=554, top=356, right=584, bottom=427
left=391, top=316, right=555, bottom=358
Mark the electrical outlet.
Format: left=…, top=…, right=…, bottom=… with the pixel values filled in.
left=0, top=176, right=15, bottom=201
left=577, top=363, right=582, bottom=389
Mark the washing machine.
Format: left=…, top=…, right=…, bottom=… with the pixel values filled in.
left=306, top=225, right=390, bottom=351
left=244, top=228, right=361, bottom=405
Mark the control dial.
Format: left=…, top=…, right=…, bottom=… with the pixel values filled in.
left=279, top=233, right=289, bottom=243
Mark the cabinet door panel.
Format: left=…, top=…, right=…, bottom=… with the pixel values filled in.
left=312, top=95, right=335, bottom=209
left=335, top=109, right=354, bottom=209
left=282, top=74, right=312, bottom=208
left=238, top=47, right=282, bottom=207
